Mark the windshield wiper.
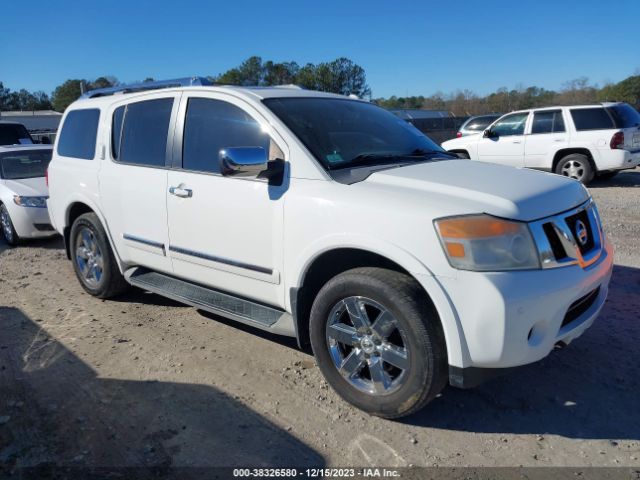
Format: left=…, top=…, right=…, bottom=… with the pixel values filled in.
left=405, top=148, right=457, bottom=158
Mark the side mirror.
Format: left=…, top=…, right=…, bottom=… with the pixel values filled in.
left=219, top=147, right=268, bottom=178
left=483, top=129, right=494, bottom=138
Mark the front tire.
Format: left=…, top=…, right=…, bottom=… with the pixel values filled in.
left=70, top=212, right=129, bottom=299
left=0, top=204, right=19, bottom=247
left=309, top=267, right=448, bottom=419
left=455, top=151, right=470, bottom=159
left=555, top=153, right=594, bottom=184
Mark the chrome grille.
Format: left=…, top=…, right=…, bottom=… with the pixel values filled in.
left=529, top=199, right=603, bottom=269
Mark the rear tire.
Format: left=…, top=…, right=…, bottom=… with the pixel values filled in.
left=70, top=212, right=129, bottom=299
left=309, top=267, right=448, bottom=419
left=555, top=153, right=594, bottom=184
left=0, top=204, right=19, bottom=247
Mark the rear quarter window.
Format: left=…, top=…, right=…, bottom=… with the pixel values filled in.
left=57, top=109, right=100, bottom=160
left=570, top=108, right=615, bottom=131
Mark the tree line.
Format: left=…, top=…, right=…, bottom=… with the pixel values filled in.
left=373, top=75, right=640, bottom=115
left=1, top=57, right=638, bottom=116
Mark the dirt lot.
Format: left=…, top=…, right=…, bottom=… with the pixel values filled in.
left=1, top=169, right=639, bottom=473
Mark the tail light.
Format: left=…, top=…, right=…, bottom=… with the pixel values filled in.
left=610, top=131, right=624, bottom=149
left=45, top=168, right=49, bottom=187
left=456, top=131, right=462, bottom=138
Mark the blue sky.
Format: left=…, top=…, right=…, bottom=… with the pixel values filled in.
left=2, top=0, right=638, bottom=98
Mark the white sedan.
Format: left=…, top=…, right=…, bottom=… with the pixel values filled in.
left=0, top=145, right=56, bottom=246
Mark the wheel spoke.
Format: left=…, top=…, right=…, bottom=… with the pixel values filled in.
left=381, top=344, right=409, bottom=370
left=368, top=356, right=391, bottom=393
left=327, top=323, right=359, bottom=346
left=81, top=230, right=92, bottom=250
left=371, top=310, right=396, bottom=338
left=344, top=297, right=371, bottom=329
left=85, top=263, right=95, bottom=280
left=339, top=349, right=365, bottom=379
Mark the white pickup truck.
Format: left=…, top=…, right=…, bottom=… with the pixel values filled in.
left=47, top=78, right=613, bottom=418
left=442, top=103, right=640, bottom=183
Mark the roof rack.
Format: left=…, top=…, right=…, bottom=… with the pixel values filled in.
left=81, top=76, right=213, bottom=99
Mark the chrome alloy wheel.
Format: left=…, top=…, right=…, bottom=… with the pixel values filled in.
left=326, top=296, right=410, bottom=395
left=75, top=227, right=104, bottom=288
left=0, top=206, right=13, bottom=243
left=561, top=160, right=586, bottom=181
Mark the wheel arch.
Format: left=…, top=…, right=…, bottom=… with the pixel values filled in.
left=552, top=148, right=596, bottom=173
left=63, top=199, right=124, bottom=273
left=289, top=244, right=467, bottom=369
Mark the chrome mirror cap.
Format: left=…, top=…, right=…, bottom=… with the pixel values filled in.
left=219, top=147, right=268, bottom=177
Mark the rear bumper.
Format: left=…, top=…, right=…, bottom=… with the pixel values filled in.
left=596, top=149, right=640, bottom=171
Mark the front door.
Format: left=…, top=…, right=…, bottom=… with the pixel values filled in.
left=477, top=111, right=529, bottom=167
left=166, top=94, right=288, bottom=307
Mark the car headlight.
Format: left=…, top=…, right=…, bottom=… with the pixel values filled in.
left=434, top=214, right=540, bottom=271
left=13, top=195, right=48, bottom=208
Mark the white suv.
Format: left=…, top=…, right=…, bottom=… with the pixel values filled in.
left=47, top=78, right=613, bottom=418
left=442, top=103, right=640, bottom=183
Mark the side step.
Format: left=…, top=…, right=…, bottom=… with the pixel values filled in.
left=125, top=267, right=295, bottom=336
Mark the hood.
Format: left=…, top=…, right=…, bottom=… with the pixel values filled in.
left=365, top=160, right=589, bottom=222
left=3, top=177, right=48, bottom=197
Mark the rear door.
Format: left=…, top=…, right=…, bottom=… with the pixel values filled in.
left=524, top=109, right=568, bottom=169
left=476, top=112, right=529, bottom=167
left=99, top=93, right=179, bottom=274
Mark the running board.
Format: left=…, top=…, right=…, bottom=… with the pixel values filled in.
left=124, top=267, right=295, bottom=337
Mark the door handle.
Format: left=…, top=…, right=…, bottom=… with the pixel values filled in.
left=169, top=186, right=193, bottom=198
left=512, top=140, right=522, bottom=144
left=553, top=139, right=566, bottom=142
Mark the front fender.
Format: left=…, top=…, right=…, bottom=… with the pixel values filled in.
left=288, top=234, right=469, bottom=369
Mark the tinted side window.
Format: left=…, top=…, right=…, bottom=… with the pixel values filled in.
left=570, top=108, right=614, bottom=131
left=491, top=112, right=528, bottom=136
left=531, top=110, right=565, bottom=134
left=57, top=109, right=100, bottom=160
left=183, top=98, right=271, bottom=173
left=111, top=105, right=125, bottom=159
left=119, top=98, right=173, bottom=167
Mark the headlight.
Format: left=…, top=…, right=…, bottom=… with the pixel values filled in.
left=434, top=214, right=540, bottom=271
left=13, top=195, right=48, bottom=208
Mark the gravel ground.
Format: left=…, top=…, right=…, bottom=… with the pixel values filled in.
left=0, top=169, right=639, bottom=473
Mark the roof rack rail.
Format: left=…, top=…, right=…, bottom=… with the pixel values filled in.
left=81, top=76, right=213, bottom=99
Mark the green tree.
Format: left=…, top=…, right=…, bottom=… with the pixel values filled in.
left=51, top=79, right=85, bottom=112
left=598, top=75, right=640, bottom=106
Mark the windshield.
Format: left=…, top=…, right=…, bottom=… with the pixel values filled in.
left=263, top=98, right=451, bottom=170
left=607, top=103, right=640, bottom=128
left=0, top=124, right=34, bottom=146
left=0, top=149, right=52, bottom=180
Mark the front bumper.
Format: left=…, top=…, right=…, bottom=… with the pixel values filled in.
left=8, top=203, right=57, bottom=239
left=438, top=236, right=613, bottom=372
